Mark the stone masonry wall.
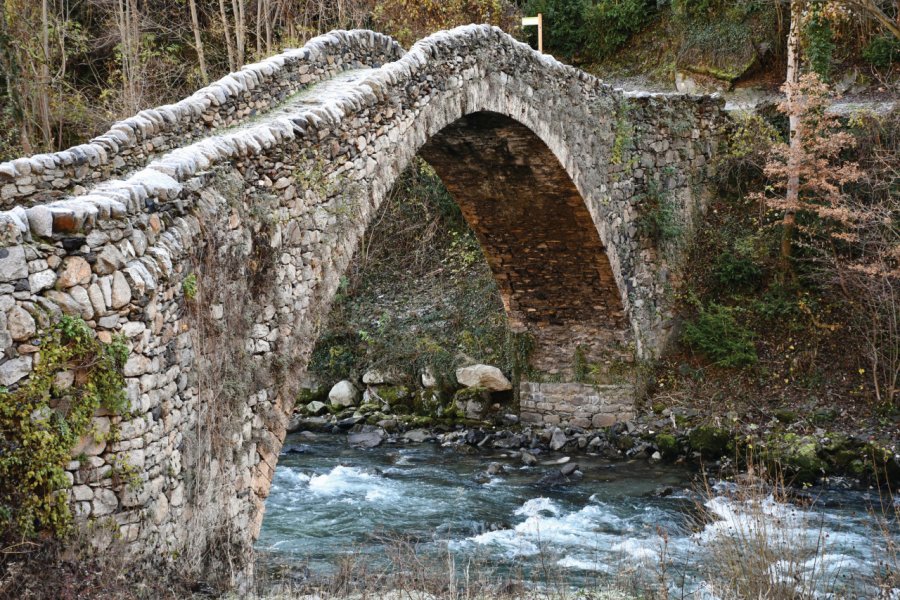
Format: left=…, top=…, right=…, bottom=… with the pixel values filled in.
left=0, top=31, right=403, bottom=209
left=0, top=25, right=725, bottom=585
left=519, top=382, right=635, bottom=429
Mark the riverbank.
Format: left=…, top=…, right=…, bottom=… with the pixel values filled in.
left=288, top=392, right=900, bottom=488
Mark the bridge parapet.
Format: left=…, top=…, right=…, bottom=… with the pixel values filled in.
left=0, top=30, right=403, bottom=209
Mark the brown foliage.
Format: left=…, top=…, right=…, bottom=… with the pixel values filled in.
left=372, top=0, right=521, bottom=47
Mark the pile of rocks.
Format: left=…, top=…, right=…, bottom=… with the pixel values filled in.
left=292, top=363, right=516, bottom=433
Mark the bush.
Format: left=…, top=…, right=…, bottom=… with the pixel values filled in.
left=713, top=253, right=763, bottom=290
left=523, top=0, right=588, bottom=59
left=637, top=181, right=682, bottom=244
left=682, top=303, right=757, bottom=367
left=583, top=0, right=653, bottom=60
left=863, top=34, right=900, bottom=70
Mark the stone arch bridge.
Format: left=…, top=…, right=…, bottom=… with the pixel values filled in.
left=0, top=26, right=723, bottom=580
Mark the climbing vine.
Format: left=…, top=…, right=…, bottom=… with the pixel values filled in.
left=0, top=315, right=129, bottom=539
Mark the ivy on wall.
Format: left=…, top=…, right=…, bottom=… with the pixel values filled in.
left=0, top=316, right=129, bottom=538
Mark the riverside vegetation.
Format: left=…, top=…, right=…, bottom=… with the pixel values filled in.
left=0, top=1, right=898, bottom=599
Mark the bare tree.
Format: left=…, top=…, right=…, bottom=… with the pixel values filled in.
left=232, top=0, right=246, bottom=68
left=218, top=0, right=236, bottom=72
left=188, top=0, right=209, bottom=84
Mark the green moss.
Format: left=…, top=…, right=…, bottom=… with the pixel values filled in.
left=453, top=386, right=489, bottom=404
left=296, top=385, right=328, bottom=405
left=763, top=433, right=827, bottom=483
left=688, top=425, right=731, bottom=458
left=655, top=433, right=679, bottom=457
left=376, top=385, right=412, bottom=406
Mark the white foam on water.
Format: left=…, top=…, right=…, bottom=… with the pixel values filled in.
left=609, top=538, right=660, bottom=562
left=515, top=497, right=560, bottom=517
left=556, top=555, right=615, bottom=573
left=300, top=465, right=398, bottom=503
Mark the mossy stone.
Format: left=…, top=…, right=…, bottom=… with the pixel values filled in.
left=655, top=433, right=679, bottom=458
left=688, top=426, right=731, bottom=458
left=376, top=385, right=412, bottom=407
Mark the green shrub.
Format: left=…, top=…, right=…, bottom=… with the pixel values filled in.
left=682, top=303, right=757, bottom=367
left=182, top=273, right=198, bottom=300
left=863, top=34, right=900, bottom=70
left=583, top=0, right=652, bottom=60
left=637, top=181, right=682, bottom=244
left=712, top=250, right=763, bottom=290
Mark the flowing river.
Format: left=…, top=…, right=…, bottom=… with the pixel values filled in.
left=256, top=433, right=898, bottom=598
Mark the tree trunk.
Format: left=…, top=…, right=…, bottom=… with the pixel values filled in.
left=265, top=0, right=272, bottom=55
left=188, top=0, right=209, bottom=84
left=38, top=0, right=52, bottom=149
left=780, top=0, right=804, bottom=283
left=255, top=0, right=262, bottom=58
left=232, top=0, right=246, bottom=68
left=218, top=0, right=236, bottom=72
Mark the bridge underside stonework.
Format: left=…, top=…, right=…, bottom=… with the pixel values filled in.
left=0, top=27, right=723, bottom=582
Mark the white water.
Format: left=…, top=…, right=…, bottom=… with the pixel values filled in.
left=258, top=437, right=898, bottom=597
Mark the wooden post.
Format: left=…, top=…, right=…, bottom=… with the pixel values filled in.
left=538, top=13, right=543, bottom=53
left=522, top=13, right=543, bottom=53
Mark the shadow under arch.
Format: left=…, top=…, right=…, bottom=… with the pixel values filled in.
left=417, top=111, right=633, bottom=377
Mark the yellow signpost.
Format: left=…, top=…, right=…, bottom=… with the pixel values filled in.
left=521, top=14, right=543, bottom=53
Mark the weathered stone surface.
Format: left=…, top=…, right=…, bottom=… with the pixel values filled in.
left=110, top=271, right=131, bottom=308
left=28, top=269, right=56, bottom=293
left=71, top=417, right=111, bottom=457
left=347, top=428, right=385, bottom=448
left=420, top=366, right=437, bottom=388
left=0, top=246, right=27, bottom=282
left=305, top=400, right=327, bottom=415
left=455, top=364, right=511, bottom=391
left=57, top=257, right=92, bottom=288
left=95, top=245, right=126, bottom=275
left=549, top=428, right=568, bottom=451
left=0, top=356, right=31, bottom=386
left=329, top=380, right=360, bottom=408
left=362, top=369, right=399, bottom=385
left=7, top=305, right=35, bottom=341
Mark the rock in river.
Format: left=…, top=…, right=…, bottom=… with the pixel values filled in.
left=348, top=427, right=386, bottom=448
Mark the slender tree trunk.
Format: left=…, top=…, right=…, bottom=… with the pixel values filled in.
left=255, top=0, right=262, bottom=58
left=780, top=0, right=804, bottom=283
left=38, top=0, right=52, bottom=148
left=265, top=0, right=272, bottom=55
left=188, top=0, right=209, bottom=84
left=232, top=0, right=246, bottom=68
left=218, top=0, right=236, bottom=72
